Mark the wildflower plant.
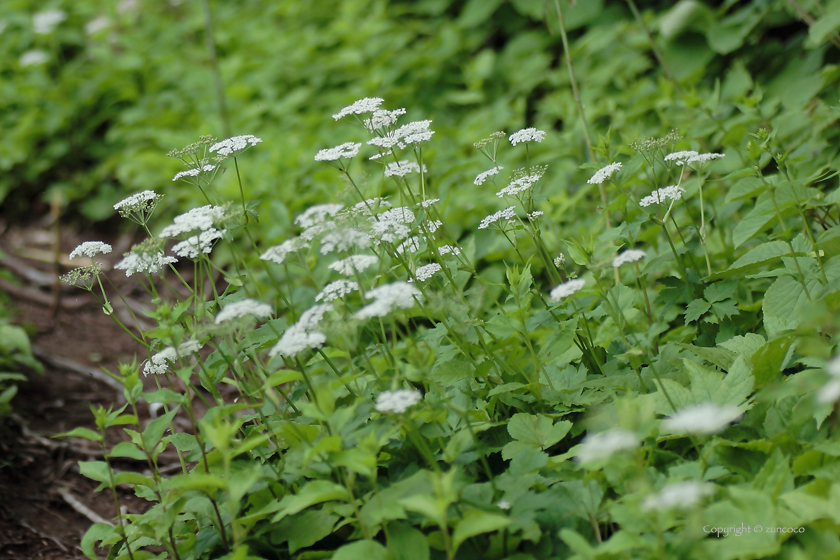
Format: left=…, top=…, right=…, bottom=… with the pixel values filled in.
left=62, top=93, right=840, bottom=560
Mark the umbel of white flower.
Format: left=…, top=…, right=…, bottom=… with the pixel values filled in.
left=356, top=282, right=421, bottom=320
left=817, top=355, right=840, bottom=404
left=663, top=402, right=742, bottom=434
left=575, top=429, right=639, bottom=464
left=642, top=481, right=715, bottom=512
left=384, top=160, right=426, bottom=178
left=413, top=263, right=442, bottom=282
left=329, top=254, right=379, bottom=276
left=478, top=206, right=516, bottom=230
left=587, top=162, right=622, bottom=185
left=475, top=166, right=503, bottom=185
left=69, top=241, right=112, bottom=260
left=115, top=252, right=177, bottom=277
left=160, top=205, right=226, bottom=238
left=173, top=164, right=216, bottom=182
left=639, top=186, right=685, bottom=208
left=269, top=304, right=332, bottom=358
left=316, top=280, right=360, bottom=302
left=209, top=134, right=262, bottom=157
left=295, top=203, right=345, bottom=229
left=612, top=249, right=646, bottom=268
left=171, top=228, right=226, bottom=259
left=114, top=190, right=163, bottom=217
left=509, top=128, right=546, bottom=146
left=143, top=340, right=202, bottom=376
left=260, top=237, right=310, bottom=265
left=550, top=278, right=586, bottom=302
left=314, top=142, right=361, bottom=162
left=375, top=389, right=422, bottom=413
left=333, top=97, right=385, bottom=120
left=215, top=298, right=273, bottom=324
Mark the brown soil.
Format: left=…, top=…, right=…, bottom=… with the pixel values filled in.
left=0, top=219, right=172, bottom=559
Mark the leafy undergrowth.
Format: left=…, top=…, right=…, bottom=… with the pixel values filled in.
left=57, top=84, right=840, bottom=560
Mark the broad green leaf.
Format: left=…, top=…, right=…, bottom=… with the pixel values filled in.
left=389, top=521, right=430, bottom=560
left=141, top=407, right=179, bottom=450
left=732, top=198, right=777, bottom=248
left=807, top=10, right=840, bottom=48
left=275, top=508, right=338, bottom=553
left=80, top=523, right=117, bottom=560
left=108, top=441, right=147, bottom=460
left=166, top=473, right=228, bottom=492
left=54, top=427, right=103, bottom=443
left=452, top=509, right=511, bottom=553
left=676, top=343, right=735, bottom=370
left=719, top=333, right=765, bottom=360
left=750, top=335, right=796, bottom=388
left=684, top=299, right=710, bottom=324
left=507, top=413, right=571, bottom=450
left=331, top=540, right=390, bottom=560
left=272, top=480, right=351, bottom=522
left=79, top=461, right=112, bottom=485
left=762, top=276, right=820, bottom=337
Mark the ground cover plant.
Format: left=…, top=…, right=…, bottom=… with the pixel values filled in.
left=5, top=0, right=840, bottom=559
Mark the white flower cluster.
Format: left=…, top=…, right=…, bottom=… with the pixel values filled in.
left=478, top=206, right=516, bottom=230
left=34, top=10, right=66, bottom=34
left=69, top=241, right=112, bottom=260
left=817, top=356, right=840, bottom=404
left=215, top=298, right=273, bottom=324
left=509, top=128, right=546, bottom=146
left=396, top=236, right=423, bottom=255
left=143, top=340, right=202, bottom=376
left=413, top=263, right=441, bottom=282
left=528, top=211, right=544, bottom=220
left=260, top=237, right=310, bottom=265
left=664, top=150, right=698, bottom=163
left=350, top=198, right=391, bottom=217
left=316, top=280, right=360, bottom=302
left=160, top=205, right=226, bottom=237
left=639, top=185, right=685, bottom=207
left=378, top=207, right=415, bottom=224
left=554, top=254, right=565, bottom=267
left=172, top=228, right=226, bottom=259
left=371, top=220, right=411, bottom=244
left=550, top=278, right=585, bottom=302
left=295, top=203, right=345, bottom=229
left=333, top=97, right=384, bottom=120
left=319, top=228, right=370, bottom=254
left=418, top=198, right=439, bottom=208
left=364, top=108, right=406, bottom=130
left=384, top=160, right=426, bottom=178
left=329, top=254, right=379, bottom=276
left=587, top=162, right=622, bottom=185
left=85, top=16, right=110, bottom=35
left=20, top=50, right=49, bottom=67
left=425, top=220, right=443, bottom=234
left=663, top=402, right=742, bottom=434
left=496, top=174, right=541, bottom=198
left=612, top=249, right=646, bottom=268
left=314, top=142, right=361, bottom=162
left=269, top=304, right=331, bottom=358
left=172, top=164, right=216, bottom=182
left=114, top=190, right=163, bottom=217
left=642, top=481, right=714, bottom=512
left=374, top=389, right=422, bottom=413
left=575, top=429, right=639, bottom=464
left=368, top=120, right=435, bottom=150
left=438, top=245, right=461, bottom=257
left=115, top=252, right=177, bottom=277
left=356, top=282, right=421, bottom=319
left=474, top=166, right=504, bottom=185
left=665, top=150, right=725, bottom=166
left=209, top=134, right=262, bottom=157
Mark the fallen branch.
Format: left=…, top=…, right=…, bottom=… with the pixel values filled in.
left=56, top=487, right=113, bottom=526
left=0, top=277, right=89, bottom=309
left=18, top=518, right=69, bottom=553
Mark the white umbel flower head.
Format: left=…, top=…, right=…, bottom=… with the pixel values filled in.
left=496, top=174, right=541, bottom=198
left=143, top=340, right=202, bottom=376
left=20, top=50, right=49, bottom=67
left=269, top=304, right=332, bottom=358
left=160, top=205, right=226, bottom=237
left=509, top=128, right=546, bottom=146
left=683, top=153, right=725, bottom=166
left=438, top=245, right=461, bottom=257
left=612, top=249, right=646, bottom=268
left=575, top=429, right=639, bottom=464
left=414, top=263, right=442, bottom=282
left=396, top=236, right=423, bottom=255
left=642, top=481, right=714, bottom=512
left=356, top=282, right=421, bottom=319
left=69, top=242, right=112, bottom=260
left=478, top=207, right=516, bottom=230
left=639, top=186, right=686, bottom=208
left=384, top=160, right=426, bottom=177
left=474, top=166, right=504, bottom=185
left=33, top=10, right=66, bottom=34
left=295, top=203, right=345, bottom=229
left=319, top=228, right=370, bottom=254
left=115, top=252, right=177, bottom=277
left=329, top=254, right=379, bottom=276
left=114, top=190, right=163, bottom=217
left=172, top=164, right=216, bottom=182
left=215, top=299, right=273, bottom=324
left=377, top=207, right=415, bottom=224
left=314, top=142, right=362, bottom=162
left=375, top=389, right=422, bottom=413
left=588, top=162, right=622, bottom=185
left=554, top=254, right=565, bottom=267
left=171, top=228, right=225, bottom=259
left=418, top=198, right=439, bottom=208
left=316, top=280, right=360, bottom=302
left=364, top=108, right=406, bottom=130
left=663, top=403, right=742, bottom=434
left=85, top=16, right=111, bottom=35
left=371, top=220, right=411, bottom=245
left=209, top=135, right=262, bottom=157
left=260, top=237, right=310, bottom=265
left=333, top=97, right=385, bottom=120
left=496, top=500, right=512, bottom=510
left=368, top=120, right=435, bottom=149
left=664, top=150, right=699, bottom=164
left=817, top=355, right=840, bottom=405
left=550, top=279, right=586, bottom=302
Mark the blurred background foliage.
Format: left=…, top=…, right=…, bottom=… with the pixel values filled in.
left=0, top=0, right=838, bottom=236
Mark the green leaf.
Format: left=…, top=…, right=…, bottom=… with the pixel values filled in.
left=141, top=407, right=179, bottom=449
left=166, top=473, right=227, bottom=492
left=732, top=198, right=777, bottom=248
left=389, top=522, right=430, bottom=560
left=750, top=335, right=796, bottom=388
left=330, top=540, right=390, bottom=560
left=452, top=509, right=511, bottom=553
left=676, top=343, right=735, bottom=370
left=81, top=523, right=117, bottom=560
left=272, top=480, right=351, bottom=522
left=807, top=10, right=840, bottom=48
left=79, top=461, right=112, bottom=486
left=507, top=413, right=572, bottom=450
left=108, top=441, right=147, bottom=460
left=762, top=276, right=819, bottom=337
left=54, top=427, right=102, bottom=443
left=275, top=508, right=338, bottom=553
left=684, top=299, right=711, bottom=324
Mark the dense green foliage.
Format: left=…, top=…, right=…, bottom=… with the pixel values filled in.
left=7, top=0, right=840, bottom=559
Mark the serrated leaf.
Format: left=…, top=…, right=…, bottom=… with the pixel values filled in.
left=507, top=413, right=571, bottom=451
left=684, top=299, right=711, bottom=324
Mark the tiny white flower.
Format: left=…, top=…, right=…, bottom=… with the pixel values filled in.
left=329, top=254, right=379, bottom=276
left=478, top=206, right=517, bottom=230
left=612, top=249, right=646, bottom=268
left=20, top=50, right=49, bottom=67
left=425, top=220, right=443, bottom=233
left=375, top=389, right=422, bottom=413
left=684, top=152, right=725, bottom=166
left=260, top=237, right=310, bottom=265
left=528, top=211, right=544, bottom=220
left=371, top=221, right=411, bottom=245
left=418, top=198, right=439, bottom=208
left=316, top=280, right=360, bottom=302
left=363, top=108, right=406, bottom=130
left=396, top=236, right=423, bottom=255
left=85, top=16, right=111, bottom=35
left=319, top=228, right=370, bottom=254
left=160, top=205, right=226, bottom=237
left=143, top=340, right=202, bottom=376
left=550, top=279, right=585, bottom=302
left=664, top=150, right=699, bottom=163
left=509, top=128, right=546, bottom=146
left=496, top=174, right=541, bottom=198
left=171, top=228, right=225, bottom=259
left=384, top=160, right=426, bottom=178
left=215, top=299, right=273, bottom=324
left=114, top=190, right=163, bottom=217
left=474, top=166, right=504, bottom=185
left=575, top=429, right=639, bottom=464
left=553, top=254, right=565, bottom=267
left=639, top=185, right=685, bottom=208
left=314, top=142, right=362, bottom=162
left=173, top=164, right=216, bottom=182
left=350, top=198, right=391, bottom=217
left=356, top=282, right=421, bottom=319
left=209, top=135, right=262, bottom=157
left=587, top=162, right=622, bottom=185
left=269, top=326, right=326, bottom=358
left=414, top=263, right=441, bottom=282
left=642, top=481, right=714, bottom=511
left=69, top=241, right=112, bottom=260
left=377, top=207, right=415, bottom=225
left=295, top=203, right=345, bottom=229
left=663, top=403, right=742, bottom=434
left=438, top=245, right=461, bottom=257
left=33, top=10, right=66, bottom=34
left=368, top=120, right=435, bottom=149
left=333, top=97, right=385, bottom=120
left=496, top=500, right=512, bottom=510
left=115, top=252, right=177, bottom=277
